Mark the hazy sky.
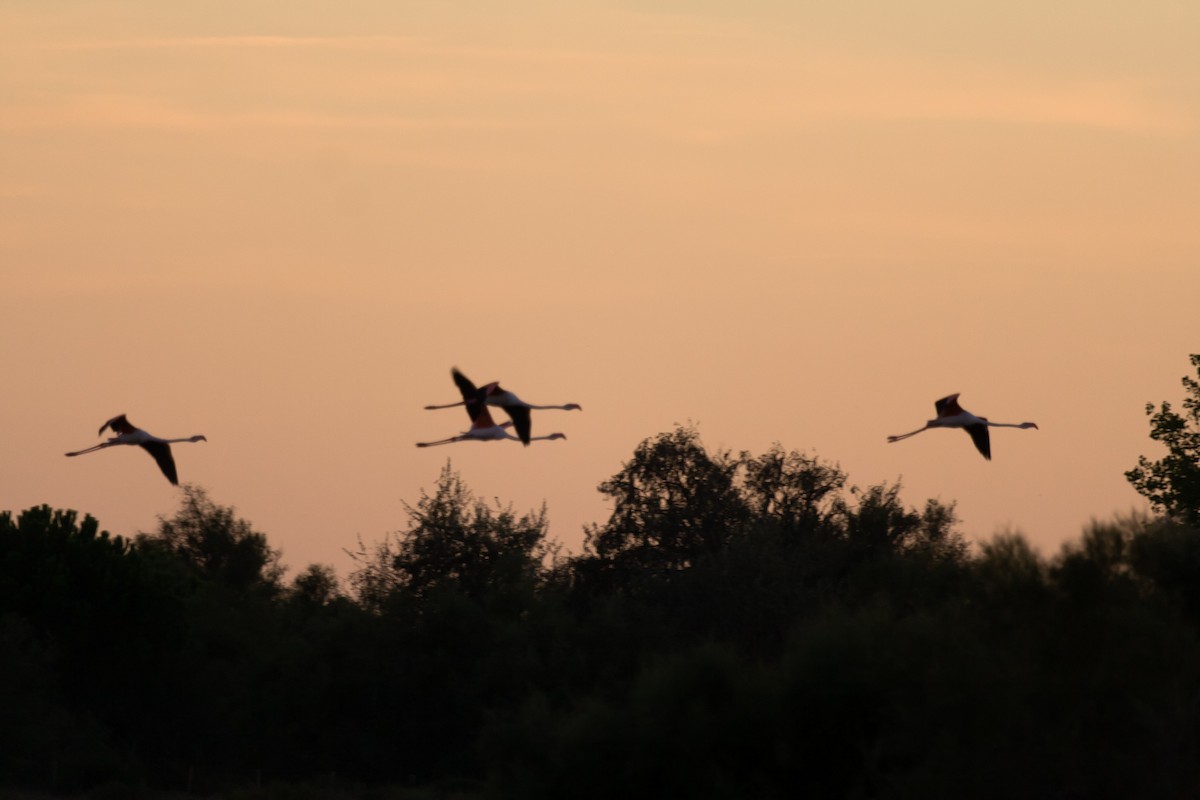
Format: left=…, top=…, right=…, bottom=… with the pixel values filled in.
left=3, top=1, right=1197, bottom=577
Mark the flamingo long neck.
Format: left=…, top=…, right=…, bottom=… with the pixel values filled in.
left=984, top=421, right=1036, bottom=429
left=526, top=403, right=576, bottom=410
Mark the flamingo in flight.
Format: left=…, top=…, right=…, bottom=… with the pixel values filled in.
left=416, top=404, right=567, bottom=448
left=65, top=414, right=207, bottom=485
left=887, top=394, right=1037, bottom=460
left=424, top=368, right=581, bottom=446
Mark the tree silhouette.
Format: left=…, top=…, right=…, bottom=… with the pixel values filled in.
left=0, top=506, right=190, bottom=788
left=1127, top=353, right=1200, bottom=525
left=10, top=413, right=1200, bottom=797
left=287, top=563, right=344, bottom=608
left=137, top=484, right=284, bottom=593
left=741, top=444, right=846, bottom=536
left=583, top=425, right=748, bottom=575
left=349, top=462, right=551, bottom=610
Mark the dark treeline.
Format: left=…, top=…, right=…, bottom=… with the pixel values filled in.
left=4, top=358, right=1200, bottom=799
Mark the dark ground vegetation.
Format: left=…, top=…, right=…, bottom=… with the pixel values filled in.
left=3, top=357, right=1199, bottom=799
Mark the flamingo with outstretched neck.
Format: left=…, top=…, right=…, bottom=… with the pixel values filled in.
left=424, top=368, right=580, bottom=445
left=65, top=414, right=207, bottom=485
left=416, top=405, right=567, bottom=447
left=887, top=394, right=1037, bottom=460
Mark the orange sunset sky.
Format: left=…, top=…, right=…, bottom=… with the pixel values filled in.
left=2, top=2, right=1197, bottom=578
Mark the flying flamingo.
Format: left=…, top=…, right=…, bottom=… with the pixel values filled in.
left=887, top=394, right=1037, bottom=460
left=65, top=414, right=207, bottom=485
left=424, top=368, right=581, bottom=446
left=416, top=405, right=567, bottom=448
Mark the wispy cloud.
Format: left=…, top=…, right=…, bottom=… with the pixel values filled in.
left=811, top=55, right=1196, bottom=134
left=37, top=32, right=656, bottom=65
left=655, top=51, right=1199, bottom=141
left=0, top=92, right=550, bottom=133
left=2, top=27, right=1193, bottom=141
left=44, top=34, right=425, bottom=51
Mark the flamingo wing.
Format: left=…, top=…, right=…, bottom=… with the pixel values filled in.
left=964, top=423, right=991, bottom=460
left=501, top=404, right=532, bottom=445
left=100, top=414, right=136, bottom=436
left=934, top=395, right=962, bottom=418
left=140, top=441, right=179, bottom=485
left=451, top=369, right=487, bottom=423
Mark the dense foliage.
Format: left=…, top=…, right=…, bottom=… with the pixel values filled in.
left=1127, top=353, right=1200, bottom=525
left=4, top=396, right=1200, bottom=797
